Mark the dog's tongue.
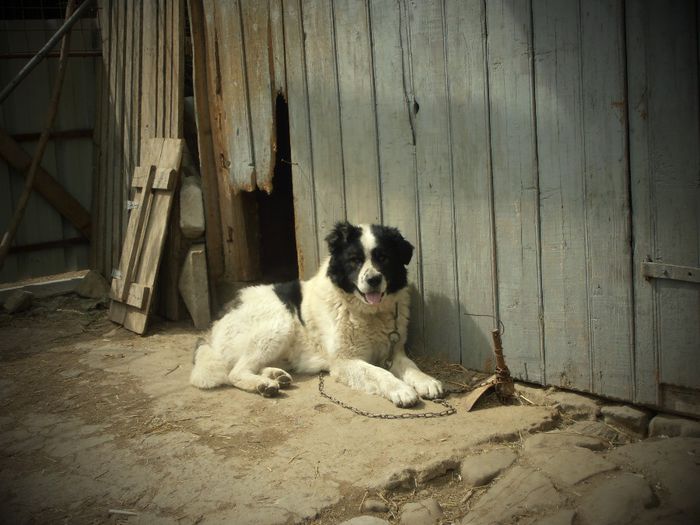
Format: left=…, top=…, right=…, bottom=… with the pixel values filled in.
left=365, top=292, right=382, bottom=305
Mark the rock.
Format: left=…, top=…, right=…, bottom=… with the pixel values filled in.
left=607, top=437, right=700, bottom=516
left=339, top=517, right=390, bottom=525
left=546, top=390, right=600, bottom=420
left=576, top=472, right=655, bottom=525
left=648, top=414, right=700, bottom=438
left=3, top=290, right=33, bottom=313
left=565, top=420, right=630, bottom=445
left=361, top=498, right=388, bottom=513
left=601, top=405, right=651, bottom=436
left=75, top=270, right=110, bottom=300
left=415, top=457, right=460, bottom=484
left=525, top=446, right=616, bottom=485
left=460, top=448, right=517, bottom=488
left=531, top=509, right=576, bottom=525
left=461, top=467, right=562, bottom=524
left=178, top=245, right=211, bottom=329
left=179, top=175, right=205, bottom=239
left=522, top=431, right=607, bottom=454
left=399, top=498, right=443, bottom=525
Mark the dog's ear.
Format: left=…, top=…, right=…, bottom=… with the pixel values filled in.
left=382, top=226, right=413, bottom=266
left=325, top=221, right=357, bottom=255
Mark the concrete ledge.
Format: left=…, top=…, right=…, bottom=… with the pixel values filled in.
left=0, top=269, right=90, bottom=302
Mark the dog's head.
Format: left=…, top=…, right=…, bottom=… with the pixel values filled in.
left=325, top=222, right=414, bottom=306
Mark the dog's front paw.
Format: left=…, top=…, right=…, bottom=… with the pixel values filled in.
left=413, top=377, right=443, bottom=400
left=389, top=384, right=419, bottom=408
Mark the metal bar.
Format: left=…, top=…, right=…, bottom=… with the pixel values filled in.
left=11, top=128, right=93, bottom=142
left=0, top=0, right=94, bottom=105
left=0, top=50, right=101, bottom=59
left=642, top=261, right=700, bottom=284
left=8, top=236, right=88, bottom=254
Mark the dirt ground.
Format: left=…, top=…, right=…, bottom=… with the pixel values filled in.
left=1, top=295, right=698, bottom=525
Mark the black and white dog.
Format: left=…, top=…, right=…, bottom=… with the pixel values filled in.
left=190, top=222, right=443, bottom=407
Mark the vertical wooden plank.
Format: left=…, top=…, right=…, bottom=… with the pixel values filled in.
left=156, top=0, right=166, bottom=137
left=0, top=111, right=17, bottom=282
left=122, top=2, right=135, bottom=238
left=406, top=0, right=460, bottom=362
left=629, top=1, right=700, bottom=406
left=283, top=0, right=319, bottom=278
left=173, top=0, right=184, bottom=138
left=302, top=0, right=346, bottom=258
left=107, top=0, right=123, bottom=273
left=487, top=0, right=544, bottom=382
left=333, top=0, right=381, bottom=225
left=269, top=0, right=286, bottom=97
left=214, top=0, right=256, bottom=190
left=131, top=0, right=143, bottom=173
left=533, top=0, right=591, bottom=390
left=241, top=0, right=275, bottom=192
left=580, top=0, right=633, bottom=399
left=141, top=0, right=157, bottom=140
left=368, top=0, right=423, bottom=350
left=445, top=0, right=497, bottom=370
left=187, top=0, right=224, bottom=280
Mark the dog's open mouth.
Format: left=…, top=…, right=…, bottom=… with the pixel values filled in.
left=360, top=291, right=384, bottom=305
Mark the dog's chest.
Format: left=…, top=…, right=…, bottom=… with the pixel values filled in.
left=343, top=310, right=399, bottom=366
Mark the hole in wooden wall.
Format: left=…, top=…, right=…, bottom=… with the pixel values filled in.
left=255, top=93, right=298, bottom=283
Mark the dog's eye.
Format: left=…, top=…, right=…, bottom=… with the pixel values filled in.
left=375, top=253, right=387, bottom=264
left=349, top=256, right=363, bottom=266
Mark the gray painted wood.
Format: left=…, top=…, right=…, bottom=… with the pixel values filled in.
left=302, top=0, right=346, bottom=259
left=533, top=0, right=591, bottom=391
left=283, top=0, right=319, bottom=278
left=406, top=0, right=460, bottom=363
left=369, top=0, right=424, bottom=351
left=629, top=0, right=700, bottom=406
left=444, top=0, right=498, bottom=371
left=333, top=0, right=381, bottom=226
left=579, top=0, right=633, bottom=400
left=486, top=0, right=544, bottom=382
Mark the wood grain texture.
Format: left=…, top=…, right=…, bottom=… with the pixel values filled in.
left=444, top=0, right=497, bottom=370
left=628, top=0, right=700, bottom=405
left=269, top=0, right=286, bottom=96
left=283, top=0, right=319, bottom=279
left=333, top=0, right=381, bottom=225
left=533, top=0, right=591, bottom=390
left=406, top=0, right=460, bottom=363
left=368, top=0, right=423, bottom=351
left=486, top=0, right=544, bottom=383
left=302, top=0, right=346, bottom=259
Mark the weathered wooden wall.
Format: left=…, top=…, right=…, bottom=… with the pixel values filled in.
left=92, top=0, right=183, bottom=280
left=0, top=19, right=98, bottom=283
left=277, top=0, right=699, bottom=413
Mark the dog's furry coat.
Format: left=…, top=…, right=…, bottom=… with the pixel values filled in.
left=190, top=222, right=443, bottom=407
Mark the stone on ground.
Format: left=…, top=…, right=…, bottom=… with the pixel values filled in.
left=75, top=270, right=110, bottom=300
left=606, top=437, right=700, bottom=516
left=525, top=446, right=616, bottom=485
left=3, top=290, right=33, bottom=313
left=576, top=472, right=655, bottom=525
left=460, top=448, right=517, bottom=488
left=399, top=498, right=443, bottom=525
left=601, top=405, right=651, bottom=436
left=179, top=175, right=205, bottom=239
left=178, top=244, right=211, bottom=330
left=361, top=498, right=389, bottom=513
left=340, top=517, right=390, bottom=525
left=522, top=430, right=607, bottom=454
left=531, top=509, right=576, bottom=525
left=461, top=467, right=562, bottom=524
left=566, top=420, right=630, bottom=445
left=416, top=457, right=460, bottom=484
left=546, top=389, right=600, bottom=420
left=648, top=414, right=700, bottom=438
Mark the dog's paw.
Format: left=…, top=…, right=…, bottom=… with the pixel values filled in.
left=413, top=377, right=444, bottom=400
left=261, top=367, right=293, bottom=388
left=389, top=384, right=419, bottom=408
left=256, top=379, right=280, bottom=397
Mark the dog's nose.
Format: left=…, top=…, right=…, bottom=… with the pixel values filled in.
left=366, top=274, right=382, bottom=288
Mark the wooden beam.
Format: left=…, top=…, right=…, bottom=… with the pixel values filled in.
left=0, top=127, right=91, bottom=239
left=11, top=128, right=93, bottom=142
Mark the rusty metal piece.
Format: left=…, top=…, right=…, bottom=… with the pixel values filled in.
left=491, top=329, right=516, bottom=402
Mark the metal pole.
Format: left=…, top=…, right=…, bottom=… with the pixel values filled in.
left=0, top=0, right=93, bottom=106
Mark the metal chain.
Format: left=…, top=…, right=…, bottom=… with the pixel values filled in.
left=318, top=372, right=457, bottom=419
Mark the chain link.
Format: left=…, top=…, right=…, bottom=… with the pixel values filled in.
left=318, top=372, right=458, bottom=419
